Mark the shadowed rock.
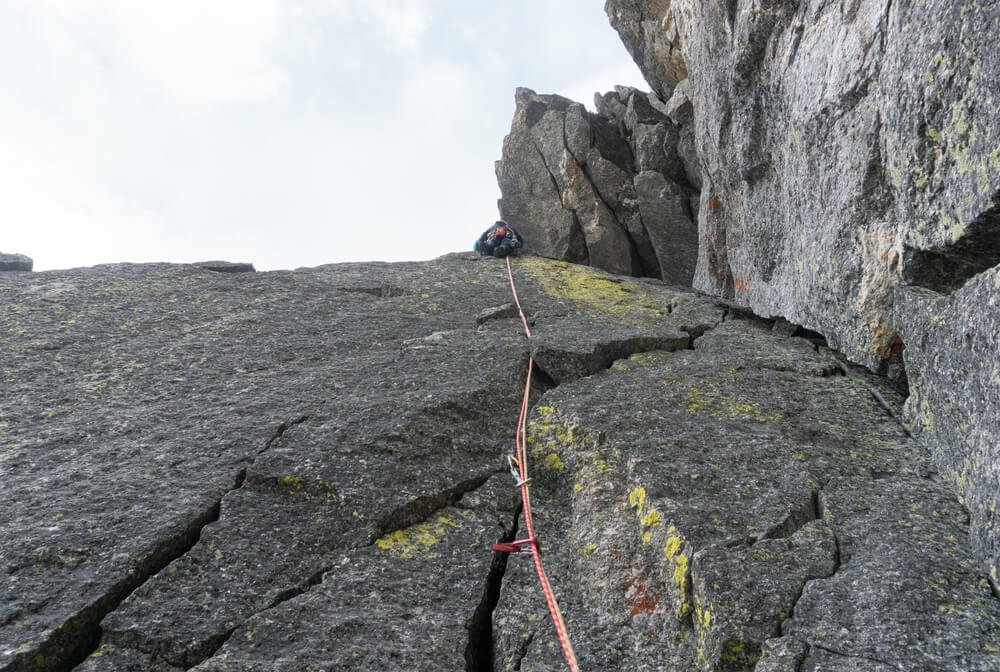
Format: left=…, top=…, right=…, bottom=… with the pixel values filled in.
left=0, top=253, right=32, bottom=272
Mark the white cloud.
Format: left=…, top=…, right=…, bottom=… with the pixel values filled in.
left=366, top=0, right=427, bottom=52
left=0, top=3, right=648, bottom=271
left=399, top=60, right=469, bottom=124
left=7, top=0, right=288, bottom=107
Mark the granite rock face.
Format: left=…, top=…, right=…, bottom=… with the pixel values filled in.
left=497, top=88, right=699, bottom=286
left=494, top=317, right=999, bottom=671
left=604, top=0, right=1000, bottom=611
left=605, top=0, right=687, bottom=101
left=606, top=0, right=1000, bottom=369
left=894, top=267, right=1000, bottom=596
left=3, top=257, right=998, bottom=671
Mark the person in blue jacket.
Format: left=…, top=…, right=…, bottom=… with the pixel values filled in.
left=474, top=220, right=525, bottom=258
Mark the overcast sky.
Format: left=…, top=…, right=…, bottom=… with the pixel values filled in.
left=1, top=1, right=646, bottom=271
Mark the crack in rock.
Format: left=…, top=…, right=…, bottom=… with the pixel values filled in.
left=369, top=472, right=498, bottom=544
left=2, top=493, right=232, bottom=672
left=163, top=471, right=503, bottom=670
left=532, top=334, right=693, bottom=385
left=809, top=642, right=897, bottom=668
left=464, top=506, right=521, bottom=672
left=25, top=418, right=310, bottom=672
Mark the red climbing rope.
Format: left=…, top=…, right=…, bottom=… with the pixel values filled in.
left=493, top=255, right=581, bottom=672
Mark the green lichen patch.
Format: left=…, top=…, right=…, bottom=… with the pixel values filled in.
left=675, top=378, right=781, bottom=424
left=374, top=511, right=473, bottom=560
left=520, top=257, right=668, bottom=323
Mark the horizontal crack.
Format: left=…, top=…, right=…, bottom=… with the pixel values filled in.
left=810, top=642, right=896, bottom=668
left=370, top=472, right=499, bottom=544
left=533, top=334, right=694, bottom=385
left=760, top=490, right=821, bottom=542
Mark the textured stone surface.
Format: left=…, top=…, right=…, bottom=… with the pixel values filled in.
left=642, top=0, right=1000, bottom=369
left=0, top=256, right=724, bottom=671
left=605, top=0, right=1000, bottom=603
left=497, top=87, right=699, bottom=284
left=0, top=257, right=526, bottom=671
left=605, top=0, right=687, bottom=101
left=2, top=256, right=997, bottom=670
left=493, top=317, right=1000, bottom=670
left=0, top=253, right=32, bottom=272
left=894, top=267, right=1000, bottom=595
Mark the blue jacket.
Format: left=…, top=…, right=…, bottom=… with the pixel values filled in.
left=474, top=222, right=525, bottom=258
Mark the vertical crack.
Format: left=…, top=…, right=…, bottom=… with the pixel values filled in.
left=794, top=644, right=810, bottom=672
left=464, top=506, right=521, bottom=671
left=511, top=631, right=536, bottom=671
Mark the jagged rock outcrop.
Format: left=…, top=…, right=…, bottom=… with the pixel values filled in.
left=496, top=87, right=699, bottom=286
left=3, top=257, right=998, bottom=671
left=0, top=253, right=32, bottom=272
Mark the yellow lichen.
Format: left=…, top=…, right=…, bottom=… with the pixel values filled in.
left=542, top=453, right=566, bottom=471
left=696, top=604, right=712, bottom=629
left=280, top=475, right=304, bottom=492
left=664, top=532, right=691, bottom=617
left=521, top=257, right=667, bottom=323
left=374, top=512, right=470, bottom=559
left=673, top=553, right=691, bottom=617
left=628, top=487, right=647, bottom=515
left=664, top=535, right=683, bottom=560
left=641, top=509, right=662, bottom=528
left=680, top=381, right=780, bottom=423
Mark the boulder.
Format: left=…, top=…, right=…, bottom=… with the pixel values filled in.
left=496, top=88, right=639, bottom=276
left=0, top=252, right=33, bottom=272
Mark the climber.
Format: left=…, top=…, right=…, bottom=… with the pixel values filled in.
left=474, top=220, right=524, bottom=258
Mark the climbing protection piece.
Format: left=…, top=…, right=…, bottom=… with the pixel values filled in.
left=491, top=255, right=581, bottom=672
